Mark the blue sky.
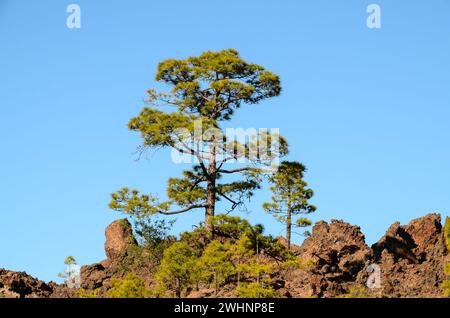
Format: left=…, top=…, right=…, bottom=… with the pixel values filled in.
left=1, top=0, right=449, bottom=283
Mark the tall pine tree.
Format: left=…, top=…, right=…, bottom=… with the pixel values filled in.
left=263, top=161, right=316, bottom=249
left=109, top=49, right=287, bottom=234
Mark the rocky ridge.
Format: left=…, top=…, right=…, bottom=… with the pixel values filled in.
left=1, top=213, right=448, bottom=298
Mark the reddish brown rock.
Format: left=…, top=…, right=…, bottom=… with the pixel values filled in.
left=79, top=219, right=138, bottom=291
left=372, top=221, right=419, bottom=264
left=284, top=219, right=372, bottom=297
left=105, top=219, right=137, bottom=261
left=371, top=213, right=447, bottom=298
left=2, top=214, right=448, bottom=298
left=0, top=269, right=53, bottom=298
left=80, top=263, right=109, bottom=290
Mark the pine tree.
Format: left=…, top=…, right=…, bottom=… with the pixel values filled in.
left=236, top=260, right=277, bottom=298
left=263, top=161, right=316, bottom=249
left=109, top=49, right=287, bottom=235
left=57, top=256, right=80, bottom=288
left=156, top=242, right=197, bottom=298
left=199, top=241, right=235, bottom=296
left=229, top=235, right=254, bottom=285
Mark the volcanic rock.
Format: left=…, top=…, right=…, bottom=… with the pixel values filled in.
left=105, top=219, right=137, bottom=261
left=0, top=269, right=53, bottom=298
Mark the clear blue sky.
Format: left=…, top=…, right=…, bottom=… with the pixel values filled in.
left=1, top=0, right=449, bottom=283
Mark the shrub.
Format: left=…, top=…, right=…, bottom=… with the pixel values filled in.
left=134, top=218, right=176, bottom=264
left=198, top=241, right=235, bottom=296
left=209, top=215, right=253, bottom=240
left=443, top=217, right=450, bottom=297
left=107, top=273, right=151, bottom=298
left=236, top=282, right=279, bottom=298
left=337, top=286, right=370, bottom=298
left=76, top=288, right=101, bottom=298
left=444, top=217, right=450, bottom=251
left=155, top=242, right=197, bottom=298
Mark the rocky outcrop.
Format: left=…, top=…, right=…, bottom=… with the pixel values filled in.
left=371, top=213, right=448, bottom=297
left=2, top=214, right=448, bottom=298
left=0, top=269, right=53, bottom=298
left=105, top=219, right=137, bottom=261
left=281, top=213, right=448, bottom=298
left=80, top=263, right=110, bottom=290
left=80, top=219, right=138, bottom=291
left=283, top=220, right=372, bottom=297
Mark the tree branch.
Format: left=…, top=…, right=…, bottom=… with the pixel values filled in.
left=217, top=192, right=239, bottom=214
left=158, top=203, right=208, bottom=215
left=172, top=137, right=210, bottom=178
left=218, top=167, right=252, bottom=174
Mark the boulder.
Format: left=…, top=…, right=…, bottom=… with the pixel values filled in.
left=80, top=219, right=139, bottom=291
left=105, top=219, right=137, bottom=261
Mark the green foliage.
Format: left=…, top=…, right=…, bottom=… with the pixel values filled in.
left=128, top=108, right=206, bottom=149
left=156, top=242, right=197, bottom=297
left=179, top=214, right=293, bottom=263
left=64, top=256, right=77, bottom=266
left=134, top=218, right=176, bottom=264
left=236, top=282, right=279, bottom=298
left=247, top=229, right=295, bottom=262
left=76, top=288, right=101, bottom=298
left=199, top=241, right=235, bottom=295
left=444, top=217, right=450, bottom=252
left=442, top=281, right=450, bottom=298
left=107, top=273, right=152, bottom=298
left=209, top=215, right=253, bottom=240
left=263, top=161, right=316, bottom=248
left=115, top=245, right=156, bottom=276
left=238, top=260, right=272, bottom=282
left=279, top=258, right=313, bottom=271
left=337, top=286, right=370, bottom=298
left=109, top=188, right=171, bottom=219
left=443, top=263, right=450, bottom=275
left=443, top=217, right=450, bottom=298
left=296, top=218, right=312, bottom=227
left=151, top=49, right=281, bottom=120
left=442, top=277, right=450, bottom=298
left=57, top=256, right=78, bottom=283
left=179, top=226, right=210, bottom=256
left=236, top=260, right=278, bottom=298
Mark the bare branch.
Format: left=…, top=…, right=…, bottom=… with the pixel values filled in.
left=218, top=167, right=252, bottom=174
left=217, top=191, right=239, bottom=214
left=158, top=203, right=208, bottom=215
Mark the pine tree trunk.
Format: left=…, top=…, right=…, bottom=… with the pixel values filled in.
left=205, top=180, right=215, bottom=233
left=176, top=279, right=181, bottom=298
left=215, top=273, right=218, bottom=296
left=205, top=143, right=216, bottom=235
left=237, top=259, right=241, bottom=285
left=286, top=208, right=292, bottom=250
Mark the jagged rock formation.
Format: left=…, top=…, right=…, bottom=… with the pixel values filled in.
left=0, top=269, right=53, bottom=298
left=281, top=219, right=372, bottom=297
left=0, top=269, right=75, bottom=298
left=1, top=213, right=448, bottom=298
left=104, top=219, right=138, bottom=261
left=80, top=219, right=140, bottom=292
left=280, top=213, right=448, bottom=298
left=371, top=213, right=448, bottom=297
